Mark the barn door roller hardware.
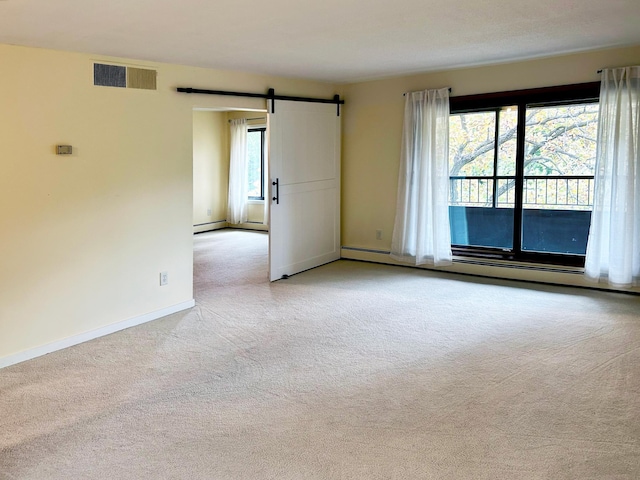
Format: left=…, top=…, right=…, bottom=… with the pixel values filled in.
left=176, top=87, right=344, bottom=116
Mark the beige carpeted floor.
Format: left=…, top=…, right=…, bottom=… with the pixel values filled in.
left=1, top=229, right=640, bottom=479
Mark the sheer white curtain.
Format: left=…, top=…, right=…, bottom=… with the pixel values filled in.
left=390, top=88, right=452, bottom=266
left=262, top=129, right=270, bottom=225
left=227, top=119, right=248, bottom=225
left=585, top=66, right=640, bottom=286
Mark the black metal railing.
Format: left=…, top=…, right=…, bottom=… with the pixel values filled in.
left=449, top=175, right=594, bottom=210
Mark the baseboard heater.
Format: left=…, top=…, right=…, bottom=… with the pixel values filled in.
left=340, top=246, right=582, bottom=275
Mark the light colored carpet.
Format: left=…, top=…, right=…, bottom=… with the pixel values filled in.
left=1, top=229, right=640, bottom=479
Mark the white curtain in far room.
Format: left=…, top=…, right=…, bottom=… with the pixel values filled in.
left=227, top=118, right=248, bottom=225
left=585, top=66, right=640, bottom=286
left=391, top=87, right=452, bottom=266
left=263, top=129, right=270, bottom=225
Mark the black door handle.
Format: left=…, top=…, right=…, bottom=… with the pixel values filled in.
left=272, top=179, right=279, bottom=204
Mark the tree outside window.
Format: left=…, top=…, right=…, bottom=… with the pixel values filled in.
left=447, top=85, right=599, bottom=264
left=247, top=128, right=266, bottom=200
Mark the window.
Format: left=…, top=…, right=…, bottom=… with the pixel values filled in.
left=246, top=127, right=266, bottom=200
left=448, top=83, right=600, bottom=266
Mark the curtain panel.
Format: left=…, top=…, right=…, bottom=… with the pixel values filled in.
left=263, top=129, right=270, bottom=226
left=585, top=66, right=640, bottom=286
left=390, top=88, right=452, bottom=266
left=227, top=119, right=248, bottom=225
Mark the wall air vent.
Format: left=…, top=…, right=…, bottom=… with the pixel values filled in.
left=93, top=63, right=157, bottom=90
left=94, top=63, right=126, bottom=88
left=127, top=67, right=157, bottom=90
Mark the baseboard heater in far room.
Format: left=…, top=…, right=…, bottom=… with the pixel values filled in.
left=194, top=220, right=226, bottom=228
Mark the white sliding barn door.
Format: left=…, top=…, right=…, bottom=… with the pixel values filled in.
left=268, top=100, right=341, bottom=281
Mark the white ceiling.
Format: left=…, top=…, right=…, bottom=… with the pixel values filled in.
left=0, top=0, right=639, bottom=83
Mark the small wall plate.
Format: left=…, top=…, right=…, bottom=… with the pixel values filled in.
left=56, top=145, right=73, bottom=155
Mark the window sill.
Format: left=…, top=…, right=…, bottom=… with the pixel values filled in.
left=247, top=199, right=265, bottom=205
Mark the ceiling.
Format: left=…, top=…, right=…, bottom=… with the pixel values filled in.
left=0, top=0, right=639, bottom=83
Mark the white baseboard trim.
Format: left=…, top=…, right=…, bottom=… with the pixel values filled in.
left=229, top=223, right=268, bottom=232
left=194, top=221, right=227, bottom=234
left=194, top=222, right=268, bottom=233
left=0, top=299, right=196, bottom=370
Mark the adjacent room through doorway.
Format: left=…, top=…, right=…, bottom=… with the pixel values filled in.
left=192, top=107, right=270, bottom=283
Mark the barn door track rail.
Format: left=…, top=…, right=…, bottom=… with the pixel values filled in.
left=176, top=87, right=344, bottom=115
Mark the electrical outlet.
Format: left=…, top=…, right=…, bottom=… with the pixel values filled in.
left=376, top=229, right=382, bottom=240
left=160, top=271, right=168, bottom=286
left=207, top=208, right=212, bottom=216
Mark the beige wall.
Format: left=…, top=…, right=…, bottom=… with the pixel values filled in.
left=193, top=110, right=227, bottom=232
left=0, top=44, right=338, bottom=363
left=341, top=45, right=640, bottom=292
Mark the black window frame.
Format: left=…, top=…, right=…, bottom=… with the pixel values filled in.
left=449, top=82, right=601, bottom=267
left=247, top=127, right=266, bottom=201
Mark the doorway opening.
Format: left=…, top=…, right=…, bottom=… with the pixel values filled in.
left=192, top=107, right=270, bottom=284
left=193, top=107, right=269, bottom=235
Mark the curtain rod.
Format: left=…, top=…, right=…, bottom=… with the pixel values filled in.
left=597, top=66, right=640, bottom=73
left=228, top=117, right=266, bottom=123
left=403, top=87, right=452, bottom=96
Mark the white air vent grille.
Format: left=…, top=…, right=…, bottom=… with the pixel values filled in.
left=94, top=63, right=157, bottom=90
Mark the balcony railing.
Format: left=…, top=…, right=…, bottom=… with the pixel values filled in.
left=449, top=175, right=594, bottom=211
